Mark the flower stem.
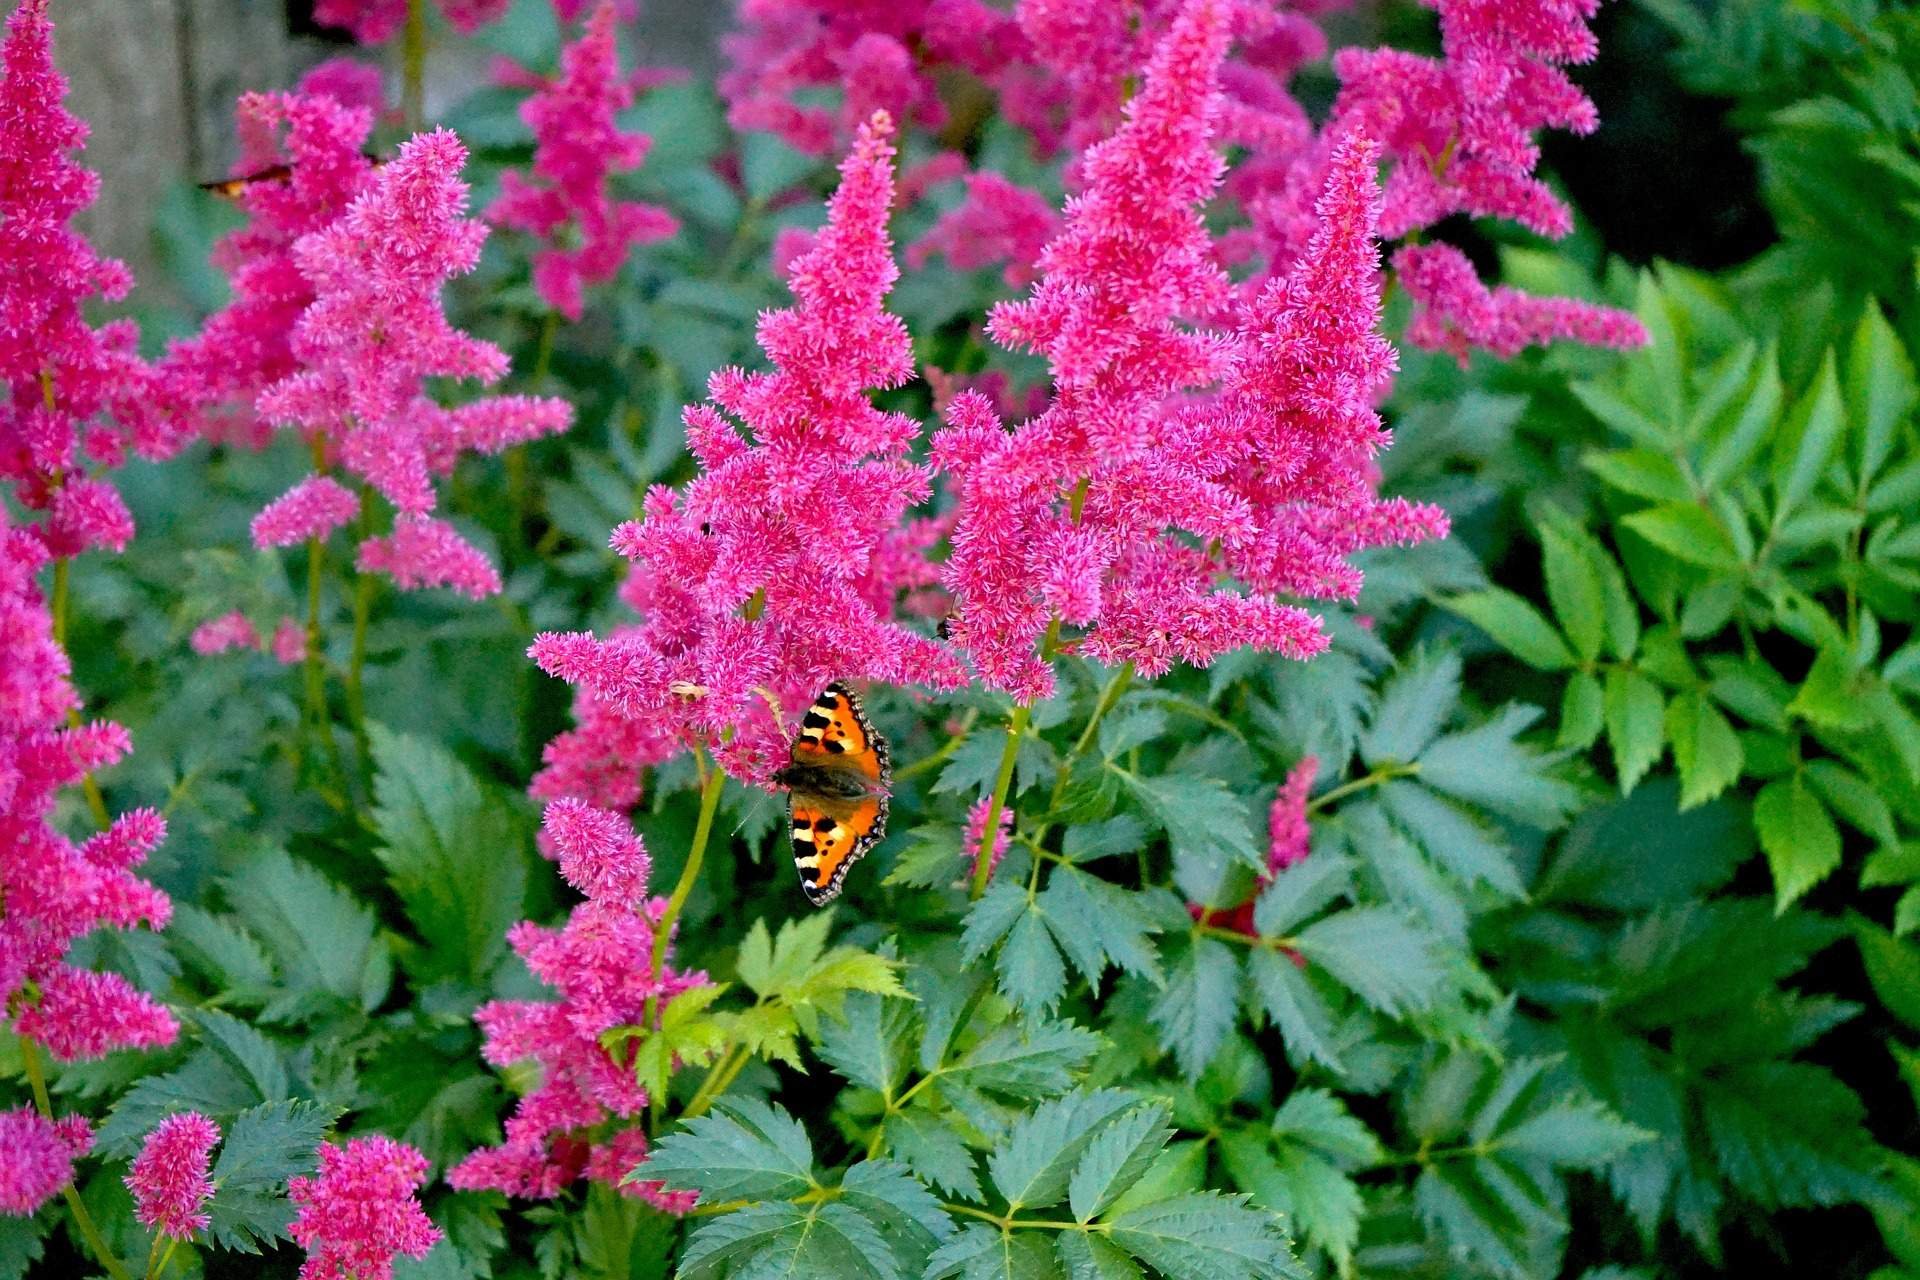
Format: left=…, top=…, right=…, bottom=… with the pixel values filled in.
left=646, top=759, right=726, bottom=1012
left=21, top=1038, right=133, bottom=1280
left=402, top=0, right=427, bottom=131
left=969, top=701, right=1030, bottom=899
left=347, top=565, right=374, bottom=778
left=1305, top=762, right=1417, bottom=815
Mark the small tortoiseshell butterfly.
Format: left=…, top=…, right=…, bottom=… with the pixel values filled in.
left=771, top=682, right=889, bottom=906
left=198, top=152, right=385, bottom=200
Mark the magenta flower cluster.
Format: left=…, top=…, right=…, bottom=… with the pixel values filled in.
left=490, top=1, right=679, bottom=319
left=288, top=1135, right=442, bottom=1280
left=126, top=1112, right=220, bottom=1238
left=449, top=799, right=702, bottom=1210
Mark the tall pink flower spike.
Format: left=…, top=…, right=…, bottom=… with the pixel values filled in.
left=313, top=0, right=508, bottom=44
left=0, top=0, right=180, bottom=558
left=531, top=110, right=964, bottom=792
left=937, top=0, right=1329, bottom=701
left=256, top=128, right=572, bottom=597
left=126, top=1113, right=221, bottom=1238
left=448, top=801, right=702, bottom=1211
left=491, top=1, right=679, bottom=320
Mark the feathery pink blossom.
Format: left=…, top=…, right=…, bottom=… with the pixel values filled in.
left=271, top=618, right=309, bottom=665
left=490, top=3, right=678, bottom=320
left=251, top=475, right=360, bottom=549
left=907, top=170, right=1059, bottom=287
left=531, top=112, right=962, bottom=789
left=314, top=0, right=507, bottom=43
left=0, top=1108, right=90, bottom=1216
left=297, top=57, right=387, bottom=114
left=191, top=611, right=262, bottom=656
left=450, top=802, right=702, bottom=1210
left=288, top=1136, right=441, bottom=1280
left=257, top=128, right=571, bottom=596
left=1267, top=756, right=1316, bottom=872
left=126, top=1113, right=220, bottom=1238
left=0, top=0, right=177, bottom=556
left=0, top=517, right=176, bottom=1064
left=938, top=0, right=1327, bottom=700
left=1394, top=241, right=1648, bottom=362
left=160, top=90, right=377, bottom=448
left=964, top=795, right=1014, bottom=879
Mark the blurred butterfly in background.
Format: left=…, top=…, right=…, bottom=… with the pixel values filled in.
left=771, top=682, right=890, bottom=906
left=197, top=151, right=385, bottom=199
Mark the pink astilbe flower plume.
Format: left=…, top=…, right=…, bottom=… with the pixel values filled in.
left=938, top=0, right=1326, bottom=700
left=1215, top=137, right=1449, bottom=604
left=907, top=170, right=1060, bottom=287
left=161, top=90, right=377, bottom=448
left=1191, top=755, right=1318, bottom=936
left=0, top=517, right=176, bottom=1066
left=288, top=1136, right=441, bottom=1280
left=314, top=0, right=508, bottom=43
left=251, top=475, right=361, bottom=549
left=1394, top=241, right=1649, bottom=363
left=531, top=111, right=962, bottom=791
left=490, top=2, right=679, bottom=320
left=126, top=1113, right=220, bottom=1238
left=0, top=0, right=179, bottom=557
left=0, top=1108, right=90, bottom=1216
left=257, top=128, right=572, bottom=597
left=449, top=802, right=702, bottom=1210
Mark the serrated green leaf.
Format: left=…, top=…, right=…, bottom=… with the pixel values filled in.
left=990, top=1090, right=1140, bottom=1211
left=0, top=1219, right=43, bottom=1280
left=1604, top=668, right=1666, bottom=794
left=1847, top=302, right=1916, bottom=483
left=96, top=1052, right=261, bottom=1158
left=628, top=984, right=731, bottom=1099
left=840, top=1158, right=956, bottom=1273
left=1123, top=772, right=1262, bottom=876
left=1855, top=920, right=1920, bottom=1032
left=925, top=1224, right=1062, bottom=1280
left=1252, top=851, right=1353, bottom=938
left=1055, top=1233, right=1144, bottom=1280
left=1218, top=1129, right=1362, bottom=1271
left=817, top=991, right=912, bottom=1095
left=224, top=849, right=386, bottom=1019
left=1272, top=1089, right=1384, bottom=1167
left=961, top=878, right=1032, bottom=963
left=1069, top=1105, right=1173, bottom=1221
left=1700, top=1062, right=1884, bottom=1208
left=1293, top=908, right=1441, bottom=1017
left=1622, top=503, right=1743, bottom=571
left=645, top=1099, right=816, bottom=1202
left=369, top=724, right=530, bottom=985
left=1558, top=671, right=1605, bottom=749
left=1247, top=950, right=1343, bottom=1074
left=1497, top=1100, right=1650, bottom=1168
left=1666, top=690, right=1744, bottom=809
left=1755, top=775, right=1842, bottom=910
left=998, top=907, right=1067, bottom=1016
left=1105, top=1191, right=1301, bottom=1280
left=1771, top=349, right=1845, bottom=515
left=1539, top=520, right=1608, bottom=663
left=1040, top=866, right=1163, bottom=986
left=1150, top=939, right=1240, bottom=1079
left=169, top=904, right=275, bottom=997
left=191, top=1008, right=290, bottom=1103
left=946, top=1018, right=1101, bottom=1099
left=1419, top=706, right=1581, bottom=828
left=205, top=1099, right=339, bottom=1252
left=1378, top=783, right=1526, bottom=898
left=678, top=1201, right=897, bottom=1280
left=890, top=1110, right=983, bottom=1201
left=1446, top=589, right=1576, bottom=671
left=1360, top=650, right=1461, bottom=767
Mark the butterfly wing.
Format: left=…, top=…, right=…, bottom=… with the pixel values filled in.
left=790, top=793, right=887, bottom=906
left=786, top=682, right=890, bottom=906
left=790, top=681, right=889, bottom=787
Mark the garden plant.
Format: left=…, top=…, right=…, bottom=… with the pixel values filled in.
left=2, top=0, right=1919, bottom=1275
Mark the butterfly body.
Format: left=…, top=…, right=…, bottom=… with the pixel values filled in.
left=773, top=682, right=889, bottom=906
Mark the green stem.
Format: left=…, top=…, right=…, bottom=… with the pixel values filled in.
left=683, top=1042, right=751, bottom=1120
left=891, top=708, right=979, bottom=783
left=402, top=0, right=427, bottom=131
left=21, top=1039, right=133, bottom=1280
left=646, top=760, right=726, bottom=1016
left=302, top=534, right=329, bottom=760
left=347, top=565, right=374, bottom=777
left=1306, top=762, right=1417, bottom=815
left=969, top=702, right=1030, bottom=898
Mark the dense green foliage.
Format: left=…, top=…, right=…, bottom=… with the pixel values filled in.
left=21, top=1, right=1920, bottom=1277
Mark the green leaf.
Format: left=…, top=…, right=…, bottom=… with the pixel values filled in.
left=1604, top=669, right=1666, bottom=794
left=1847, top=302, right=1916, bottom=483
left=1293, top=908, right=1441, bottom=1017
left=945, top=1018, right=1101, bottom=1100
left=1418, top=706, right=1582, bottom=828
left=1700, top=1062, right=1884, bottom=1208
left=223, top=849, right=386, bottom=1019
left=1218, top=1130, right=1362, bottom=1271
left=1558, top=671, right=1605, bottom=749
left=645, top=1099, right=816, bottom=1202
left=169, top=903, right=275, bottom=997
left=1379, top=783, right=1526, bottom=899
left=1622, top=502, right=1743, bottom=571
left=1445, top=589, right=1576, bottom=671
left=817, top=992, right=912, bottom=1096
left=628, top=984, right=731, bottom=1099
left=1150, top=939, right=1241, bottom=1079
left=677, top=1201, right=898, bottom=1280
left=1247, top=950, right=1343, bottom=1074
left=990, top=1089, right=1141, bottom=1211
left=205, top=1099, right=339, bottom=1252
left=1754, top=775, right=1843, bottom=910
left=1105, top=1192, right=1301, bottom=1280
left=1273, top=1089, right=1383, bottom=1167
left=1040, top=866, right=1164, bottom=987
left=1581, top=448, right=1692, bottom=503
left=369, top=724, right=530, bottom=984
left=1055, top=1234, right=1144, bottom=1280
left=1854, top=920, right=1920, bottom=1032
left=890, top=1110, right=982, bottom=1201
left=1771, top=349, right=1845, bottom=515
left=740, top=131, right=820, bottom=203
left=1069, top=1104, right=1174, bottom=1221
left=1123, top=772, right=1263, bottom=876
left=96, top=1052, right=263, bottom=1158
left=0, top=1220, right=43, bottom=1280
left=1498, top=1101, right=1650, bottom=1168
left=961, top=878, right=1032, bottom=962
left=925, top=1225, right=1062, bottom=1279
left=1360, top=650, right=1461, bottom=767
left=1787, top=647, right=1877, bottom=731
left=1539, top=519, right=1608, bottom=662
left=1666, top=690, right=1744, bottom=809
left=840, top=1159, right=957, bottom=1274
left=999, top=907, right=1067, bottom=1016
left=1253, top=854, right=1353, bottom=937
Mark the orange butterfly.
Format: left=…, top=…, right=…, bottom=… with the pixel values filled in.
left=198, top=162, right=296, bottom=199
left=772, top=682, right=890, bottom=906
